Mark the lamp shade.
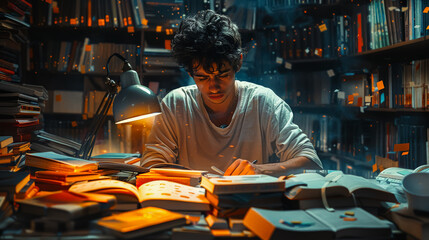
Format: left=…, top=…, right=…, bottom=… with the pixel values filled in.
left=113, top=70, right=161, bottom=124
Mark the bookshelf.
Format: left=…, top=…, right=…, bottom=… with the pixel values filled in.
left=26, top=0, right=186, bottom=155
left=239, top=0, right=429, bottom=177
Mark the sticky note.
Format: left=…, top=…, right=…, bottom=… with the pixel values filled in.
left=55, top=94, right=62, bottom=102
left=337, top=91, right=345, bottom=99
left=142, top=18, right=148, bottom=26
left=276, top=57, right=283, bottom=64
left=71, top=121, right=78, bottom=127
left=348, top=95, right=354, bottom=104
left=366, top=155, right=372, bottom=162
left=345, top=211, right=355, bottom=216
left=327, top=69, right=335, bottom=77
left=380, top=93, right=385, bottom=103
left=127, top=26, right=135, bottom=33
left=365, top=96, right=372, bottom=106
left=156, top=26, right=162, bottom=32
left=394, top=143, right=410, bottom=152
left=402, top=151, right=409, bottom=156
left=318, top=24, right=327, bottom=32
left=372, top=163, right=377, bottom=172
left=377, top=81, right=385, bottom=90
left=424, top=7, right=429, bottom=13
left=284, top=62, right=292, bottom=69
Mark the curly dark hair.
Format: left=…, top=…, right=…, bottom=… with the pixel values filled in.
left=171, top=10, right=243, bottom=75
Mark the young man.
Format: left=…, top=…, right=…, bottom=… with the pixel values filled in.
left=141, top=10, right=322, bottom=176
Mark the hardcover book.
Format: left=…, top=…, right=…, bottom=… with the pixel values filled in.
left=0, top=170, right=30, bottom=193
left=201, top=174, right=285, bottom=195
left=25, top=152, right=98, bottom=172
left=35, top=170, right=101, bottom=183
left=16, top=191, right=116, bottom=220
left=95, top=207, right=187, bottom=239
left=243, top=207, right=392, bottom=240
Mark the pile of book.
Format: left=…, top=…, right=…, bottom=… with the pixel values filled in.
left=0, top=135, right=30, bottom=171
left=0, top=81, right=48, bottom=142
left=31, top=130, right=81, bottom=157
left=200, top=174, right=286, bottom=219
left=0, top=171, right=38, bottom=228
left=0, top=0, right=32, bottom=83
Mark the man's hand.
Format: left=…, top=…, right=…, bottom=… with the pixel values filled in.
left=224, top=159, right=259, bottom=176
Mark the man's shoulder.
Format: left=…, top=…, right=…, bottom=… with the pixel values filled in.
left=237, top=81, right=278, bottom=100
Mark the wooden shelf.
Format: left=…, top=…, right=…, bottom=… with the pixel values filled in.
left=342, top=36, right=429, bottom=69
left=277, top=37, right=429, bottom=73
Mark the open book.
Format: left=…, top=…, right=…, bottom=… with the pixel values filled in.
left=69, top=179, right=210, bottom=212
left=25, top=152, right=98, bottom=172
left=243, top=207, right=392, bottom=240
left=285, top=172, right=397, bottom=203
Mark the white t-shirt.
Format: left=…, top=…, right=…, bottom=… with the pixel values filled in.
left=141, top=80, right=322, bottom=172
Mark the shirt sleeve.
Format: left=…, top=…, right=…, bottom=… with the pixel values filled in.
left=140, top=99, right=179, bottom=166
left=268, top=99, right=323, bottom=168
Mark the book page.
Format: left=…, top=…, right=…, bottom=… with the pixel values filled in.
left=138, top=180, right=208, bottom=205
left=69, top=179, right=142, bottom=202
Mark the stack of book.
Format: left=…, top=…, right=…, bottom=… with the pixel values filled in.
left=16, top=191, right=116, bottom=233
left=0, top=0, right=32, bottom=83
left=0, top=135, right=30, bottom=171
left=0, top=170, right=33, bottom=227
left=31, top=130, right=81, bottom=157
left=0, top=81, right=48, bottom=142
left=200, top=174, right=286, bottom=218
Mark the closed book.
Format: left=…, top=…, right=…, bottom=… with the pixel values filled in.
left=69, top=179, right=210, bottom=212
left=16, top=191, right=116, bottom=220
left=205, top=191, right=284, bottom=209
left=136, top=172, right=199, bottom=187
left=243, top=207, right=391, bottom=240
left=201, top=174, right=285, bottom=195
left=0, top=136, right=13, bottom=148
left=0, top=171, right=30, bottom=193
left=95, top=207, right=187, bottom=239
left=25, top=152, right=98, bottom=172
left=35, top=170, right=101, bottom=183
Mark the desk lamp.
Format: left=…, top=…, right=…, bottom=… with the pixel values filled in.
left=76, top=53, right=161, bottom=160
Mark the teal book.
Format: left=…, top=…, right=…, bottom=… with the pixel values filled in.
left=243, top=207, right=392, bottom=240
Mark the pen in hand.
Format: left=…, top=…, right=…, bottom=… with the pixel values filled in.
left=211, top=160, right=258, bottom=176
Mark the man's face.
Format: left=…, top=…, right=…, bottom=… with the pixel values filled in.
left=192, top=61, right=236, bottom=107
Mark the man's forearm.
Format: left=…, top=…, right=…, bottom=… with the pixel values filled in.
left=255, top=156, right=322, bottom=177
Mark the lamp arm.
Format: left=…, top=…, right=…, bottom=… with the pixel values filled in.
left=76, top=53, right=131, bottom=160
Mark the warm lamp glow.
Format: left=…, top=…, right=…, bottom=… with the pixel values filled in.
left=115, top=112, right=161, bottom=124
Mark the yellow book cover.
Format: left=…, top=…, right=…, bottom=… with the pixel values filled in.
left=95, top=207, right=187, bottom=239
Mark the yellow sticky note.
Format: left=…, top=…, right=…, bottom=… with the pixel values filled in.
left=372, top=163, right=377, bottom=172
left=377, top=81, right=385, bottom=91
left=423, top=7, right=429, bottom=13
left=318, top=24, right=327, bottom=32
left=394, top=143, right=410, bottom=152
left=156, top=26, right=162, bottom=32
left=142, top=18, right=148, bottom=26
left=402, top=151, right=409, bottom=156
